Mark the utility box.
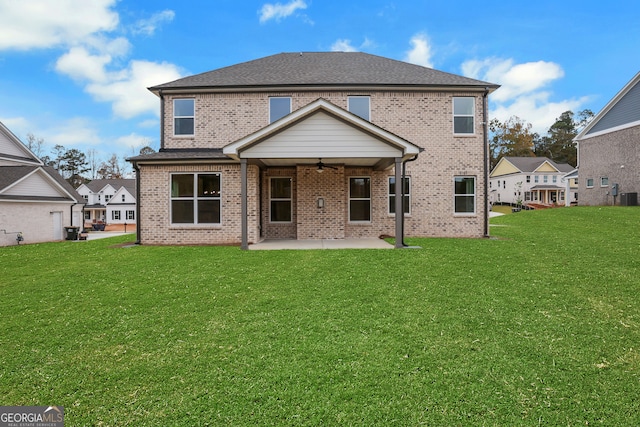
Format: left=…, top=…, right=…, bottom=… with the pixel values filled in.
left=620, top=192, right=638, bottom=206
left=64, top=226, right=79, bottom=240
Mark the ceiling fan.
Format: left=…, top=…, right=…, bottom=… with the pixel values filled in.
left=316, top=158, right=338, bottom=173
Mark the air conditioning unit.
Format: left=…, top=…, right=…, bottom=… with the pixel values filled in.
left=620, top=192, right=638, bottom=206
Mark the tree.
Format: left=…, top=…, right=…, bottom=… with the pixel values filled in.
left=87, top=148, right=100, bottom=179
left=139, top=145, right=156, bottom=155
left=60, top=148, right=90, bottom=186
left=97, top=153, right=125, bottom=179
left=25, top=133, right=45, bottom=158
left=488, top=116, right=538, bottom=168
left=535, top=109, right=594, bottom=167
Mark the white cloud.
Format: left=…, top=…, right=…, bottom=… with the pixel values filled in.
left=85, top=60, right=183, bottom=119
left=55, top=47, right=112, bottom=83
left=47, top=118, right=103, bottom=147
left=133, top=10, right=175, bottom=36
left=0, top=0, right=119, bottom=50
left=331, top=39, right=358, bottom=52
left=404, top=33, right=433, bottom=68
left=259, top=0, right=307, bottom=23
left=463, top=57, right=589, bottom=133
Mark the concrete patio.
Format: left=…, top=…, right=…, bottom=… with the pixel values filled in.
left=249, top=238, right=394, bottom=250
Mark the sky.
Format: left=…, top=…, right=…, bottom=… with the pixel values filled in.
left=1, top=0, right=638, bottom=174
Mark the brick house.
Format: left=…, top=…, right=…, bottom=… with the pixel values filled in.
left=574, top=71, right=640, bottom=206
left=128, top=52, right=499, bottom=248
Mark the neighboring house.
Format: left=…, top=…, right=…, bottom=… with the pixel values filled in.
left=128, top=52, right=499, bottom=248
left=0, top=121, right=84, bottom=246
left=76, top=179, right=136, bottom=227
left=574, top=71, right=640, bottom=206
left=489, top=157, right=576, bottom=207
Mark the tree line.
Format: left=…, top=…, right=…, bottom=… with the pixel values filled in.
left=24, top=134, right=155, bottom=188
left=489, top=109, right=594, bottom=169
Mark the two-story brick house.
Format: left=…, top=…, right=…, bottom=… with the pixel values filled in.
left=128, top=52, right=499, bottom=248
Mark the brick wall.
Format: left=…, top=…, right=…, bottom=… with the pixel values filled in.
left=578, top=125, right=640, bottom=206
left=154, top=90, right=488, bottom=241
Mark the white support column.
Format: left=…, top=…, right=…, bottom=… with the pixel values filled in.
left=241, top=158, right=248, bottom=250
left=394, top=157, right=403, bottom=248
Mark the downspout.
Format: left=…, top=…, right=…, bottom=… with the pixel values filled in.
left=482, top=87, right=490, bottom=238
left=70, top=202, right=77, bottom=227
left=159, top=90, right=165, bottom=150
left=133, top=161, right=141, bottom=245
left=401, top=155, right=419, bottom=247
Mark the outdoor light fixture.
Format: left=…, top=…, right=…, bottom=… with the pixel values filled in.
left=317, top=198, right=324, bottom=208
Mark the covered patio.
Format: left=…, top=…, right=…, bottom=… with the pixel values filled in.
left=222, top=99, right=422, bottom=249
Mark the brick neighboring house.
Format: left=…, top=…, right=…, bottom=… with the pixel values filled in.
left=574, top=71, right=640, bottom=206
left=489, top=157, right=576, bottom=207
left=128, top=52, right=499, bottom=248
left=0, top=121, right=85, bottom=246
left=76, top=179, right=136, bottom=229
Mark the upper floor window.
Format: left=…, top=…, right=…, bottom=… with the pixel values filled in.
left=543, top=175, right=548, bottom=183
left=269, top=97, right=291, bottom=123
left=552, top=175, right=557, bottom=183
left=174, top=99, right=195, bottom=136
left=122, top=194, right=126, bottom=202
left=526, top=175, right=531, bottom=183
left=534, top=175, right=539, bottom=183
left=453, top=97, right=474, bottom=134
left=454, top=176, right=476, bottom=214
left=105, top=195, right=112, bottom=202
left=348, top=96, right=370, bottom=121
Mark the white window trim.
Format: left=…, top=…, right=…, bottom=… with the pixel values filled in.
left=348, top=96, right=371, bottom=121
left=173, top=98, right=195, bottom=137
left=349, top=176, right=372, bottom=223
left=388, top=176, right=411, bottom=215
left=586, top=178, right=594, bottom=188
left=600, top=177, right=609, bottom=187
left=269, top=177, right=293, bottom=223
left=454, top=176, right=476, bottom=216
left=269, top=96, right=292, bottom=123
left=170, top=173, right=222, bottom=226
left=453, top=97, right=475, bottom=136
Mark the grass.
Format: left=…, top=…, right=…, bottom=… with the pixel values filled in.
left=1, top=206, right=639, bottom=426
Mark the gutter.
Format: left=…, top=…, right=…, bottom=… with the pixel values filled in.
left=159, top=90, right=165, bottom=150
left=483, top=87, right=490, bottom=238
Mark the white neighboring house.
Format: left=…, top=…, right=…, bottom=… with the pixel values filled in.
left=0, top=121, right=85, bottom=246
left=76, top=179, right=136, bottom=229
left=489, top=157, right=577, bottom=207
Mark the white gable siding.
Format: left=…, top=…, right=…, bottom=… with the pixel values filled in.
left=3, top=170, right=64, bottom=197
left=0, top=131, right=31, bottom=158
left=241, top=112, right=402, bottom=158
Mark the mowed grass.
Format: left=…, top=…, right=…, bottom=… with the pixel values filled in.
left=1, top=207, right=639, bottom=426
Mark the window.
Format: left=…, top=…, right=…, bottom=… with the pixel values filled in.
left=586, top=178, right=594, bottom=188
left=389, top=177, right=410, bottom=214
left=269, top=97, right=291, bottom=123
left=270, top=177, right=292, bottom=222
left=454, top=176, right=476, bottom=214
left=122, top=194, right=126, bottom=202
left=105, top=195, right=112, bottom=202
left=453, top=97, right=474, bottom=134
left=174, top=99, right=195, bottom=136
left=83, top=194, right=88, bottom=200
left=171, top=173, right=221, bottom=224
left=348, top=96, right=370, bottom=121
left=534, top=176, right=539, bottom=183
left=112, top=210, right=121, bottom=220
left=126, top=210, right=135, bottom=220
left=552, top=175, right=557, bottom=183
left=84, top=211, right=91, bottom=220
left=526, top=175, right=531, bottom=183
left=601, top=177, right=609, bottom=187
left=349, top=177, right=371, bottom=221
left=525, top=192, right=532, bottom=201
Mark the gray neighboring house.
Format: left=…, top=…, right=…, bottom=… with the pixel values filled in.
left=0, top=121, right=85, bottom=246
left=575, top=71, right=640, bottom=206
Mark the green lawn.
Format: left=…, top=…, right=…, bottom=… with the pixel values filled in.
left=1, top=207, right=639, bottom=426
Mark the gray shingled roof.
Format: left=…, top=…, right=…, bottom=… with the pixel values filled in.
left=150, top=52, right=499, bottom=91
left=84, top=178, right=136, bottom=195
left=127, top=148, right=228, bottom=163
left=503, top=157, right=574, bottom=173
left=0, top=165, right=84, bottom=202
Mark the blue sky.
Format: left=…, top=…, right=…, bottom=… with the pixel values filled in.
left=1, top=0, right=638, bottom=173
